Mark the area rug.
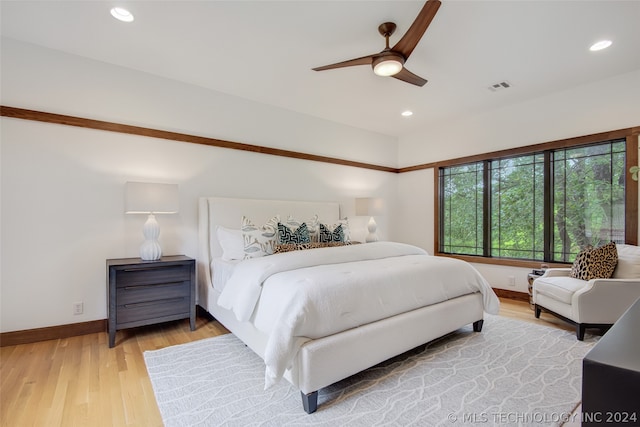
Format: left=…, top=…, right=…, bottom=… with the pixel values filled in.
left=144, top=315, right=597, bottom=426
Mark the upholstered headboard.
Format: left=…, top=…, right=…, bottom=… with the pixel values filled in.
left=197, top=197, right=341, bottom=306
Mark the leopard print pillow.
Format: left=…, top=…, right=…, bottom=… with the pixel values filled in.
left=570, top=242, right=618, bottom=280
left=274, top=241, right=352, bottom=253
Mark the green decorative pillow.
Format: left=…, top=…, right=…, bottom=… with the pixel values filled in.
left=569, top=242, right=618, bottom=280
left=277, top=222, right=311, bottom=244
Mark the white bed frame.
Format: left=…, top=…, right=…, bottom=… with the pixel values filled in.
left=197, top=197, right=485, bottom=413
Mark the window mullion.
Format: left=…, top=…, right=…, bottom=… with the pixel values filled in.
left=438, top=169, right=443, bottom=252
left=543, top=151, right=552, bottom=262
left=483, top=160, right=491, bottom=257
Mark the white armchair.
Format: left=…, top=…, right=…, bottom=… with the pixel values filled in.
left=533, top=244, right=640, bottom=340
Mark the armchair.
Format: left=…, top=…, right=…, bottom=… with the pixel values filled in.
left=533, top=244, right=640, bottom=340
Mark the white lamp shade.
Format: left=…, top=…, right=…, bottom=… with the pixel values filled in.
left=125, top=182, right=179, bottom=214
left=355, top=198, right=383, bottom=216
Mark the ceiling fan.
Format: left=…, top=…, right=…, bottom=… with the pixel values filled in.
left=312, top=0, right=441, bottom=87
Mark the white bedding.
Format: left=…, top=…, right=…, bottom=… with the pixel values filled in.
left=217, top=241, right=500, bottom=388
left=210, top=258, right=239, bottom=292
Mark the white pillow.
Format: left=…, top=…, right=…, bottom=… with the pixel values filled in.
left=613, top=244, right=640, bottom=279
left=241, top=215, right=280, bottom=259
left=216, top=226, right=245, bottom=261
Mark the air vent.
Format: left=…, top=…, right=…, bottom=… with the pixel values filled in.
left=488, top=81, right=512, bottom=92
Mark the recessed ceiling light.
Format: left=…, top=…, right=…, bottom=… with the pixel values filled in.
left=589, top=40, right=612, bottom=51
left=401, top=110, right=413, bottom=117
left=110, top=7, right=134, bottom=23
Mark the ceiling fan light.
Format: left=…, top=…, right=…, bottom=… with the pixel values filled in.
left=373, top=59, right=403, bottom=77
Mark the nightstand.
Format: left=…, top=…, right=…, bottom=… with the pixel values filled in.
left=527, top=272, right=544, bottom=310
left=107, top=255, right=195, bottom=348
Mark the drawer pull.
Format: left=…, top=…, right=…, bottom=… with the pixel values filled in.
left=124, top=282, right=182, bottom=291
left=124, top=297, right=184, bottom=309
left=122, top=266, right=186, bottom=273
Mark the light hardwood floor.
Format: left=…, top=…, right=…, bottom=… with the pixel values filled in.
left=1, top=298, right=576, bottom=426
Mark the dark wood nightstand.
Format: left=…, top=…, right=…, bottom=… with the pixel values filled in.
left=107, top=255, right=195, bottom=348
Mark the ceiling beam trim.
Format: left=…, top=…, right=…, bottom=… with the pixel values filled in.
left=0, top=105, right=399, bottom=174
left=3, top=106, right=637, bottom=176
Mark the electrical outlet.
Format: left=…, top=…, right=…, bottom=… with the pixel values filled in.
left=508, top=276, right=516, bottom=286
left=73, top=302, right=83, bottom=315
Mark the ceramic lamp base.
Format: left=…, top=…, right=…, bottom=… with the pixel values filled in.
left=140, top=214, right=162, bottom=260
left=365, top=216, right=379, bottom=243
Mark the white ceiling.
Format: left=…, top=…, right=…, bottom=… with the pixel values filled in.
left=2, top=0, right=639, bottom=138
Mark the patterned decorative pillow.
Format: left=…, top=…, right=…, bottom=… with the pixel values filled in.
left=569, top=242, right=618, bottom=280
left=241, top=215, right=279, bottom=259
left=285, top=215, right=320, bottom=242
left=318, top=223, right=345, bottom=243
left=274, top=241, right=352, bottom=253
left=338, top=218, right=350, bottom=242
left=277, top=222, right=311, bottom=244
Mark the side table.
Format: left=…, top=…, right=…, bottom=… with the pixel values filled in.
left=527, top=272, right=544, bottom=310
left=107, top=255, right=195, bottom=348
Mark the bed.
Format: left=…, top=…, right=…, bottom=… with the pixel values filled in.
left=197, top=196, right=500, bottom=413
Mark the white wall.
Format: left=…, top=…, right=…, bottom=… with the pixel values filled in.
left=0, top=39, right=398, bottom=332
left=398, top=69, right=640, bottom=166
left=397, top=70, right=640, bottom=293
left=2, top=38, right=638, bottom=332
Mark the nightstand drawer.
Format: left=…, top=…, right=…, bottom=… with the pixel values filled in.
left=116, top=265, right=190, bottom=287
left=116, top=281, right=190, bottom=305
left=117, top=296, right=190, bottom=325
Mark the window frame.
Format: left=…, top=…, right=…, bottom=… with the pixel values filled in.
left=433, top=128, right=638, bottom=269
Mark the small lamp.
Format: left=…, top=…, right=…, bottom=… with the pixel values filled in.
left=125, top=182, right=179, bottom=260
left=355, top=198, right=383, bottom=243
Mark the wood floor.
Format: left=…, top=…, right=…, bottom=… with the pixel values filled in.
left=1, top=298, right=575, bottom=426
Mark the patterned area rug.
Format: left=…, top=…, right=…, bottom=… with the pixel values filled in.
left=144, top=315, right=596, bottom=426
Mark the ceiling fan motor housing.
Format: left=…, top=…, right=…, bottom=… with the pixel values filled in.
left=372, top=51, right=405, bottom=76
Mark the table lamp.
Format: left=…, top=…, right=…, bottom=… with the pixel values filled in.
left=125, top=182, right=179, bottom=260
left=355, top=198, right=383, bottom=243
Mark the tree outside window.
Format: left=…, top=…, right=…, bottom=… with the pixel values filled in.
left=440, top=138, right=627, bottom=263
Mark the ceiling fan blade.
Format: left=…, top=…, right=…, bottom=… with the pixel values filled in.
left=392, top=67, right=428, bottom=87
left=391, top=0, right=441, bottom=60
left=312, top=54, right=374, bottom=72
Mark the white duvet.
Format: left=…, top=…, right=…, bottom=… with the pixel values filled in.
left=217, top=241, right=500, bottom=388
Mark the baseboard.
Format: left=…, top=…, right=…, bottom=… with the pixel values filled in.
left=492, top=288, right=529, bottom=302
left=1, top=294, right=527, bottom=347
left=2, top=307, right=213, bottom=347
left=0, top=319, right=107, bottom=347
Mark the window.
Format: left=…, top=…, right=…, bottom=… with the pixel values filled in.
left=552, top=141, right=626, bottom=262
left=491, top=154, right=545, bottom=260
left=440, top=163, right=484, bottom=255
left=439, top=137, right=633, bottom=264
